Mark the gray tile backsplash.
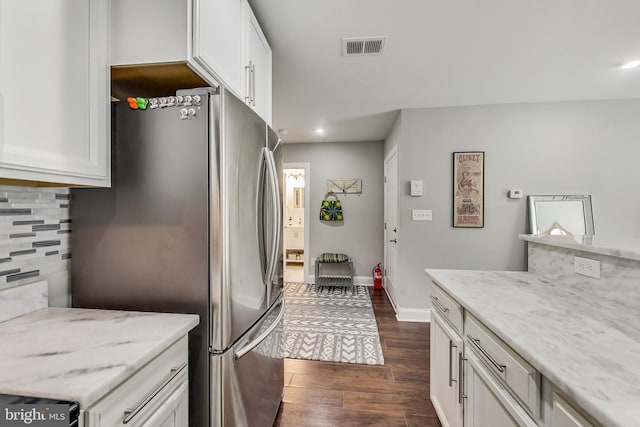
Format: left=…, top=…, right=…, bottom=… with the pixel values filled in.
left=0, top=186, right=70, bottom=307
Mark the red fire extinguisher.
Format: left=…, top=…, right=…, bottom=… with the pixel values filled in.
left=373, top=263, right=383, bottom=289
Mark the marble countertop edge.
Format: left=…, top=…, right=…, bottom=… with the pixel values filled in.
left=519, top=234, right=640, bottom=261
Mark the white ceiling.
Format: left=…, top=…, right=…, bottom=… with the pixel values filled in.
left=249, top=0, right=640, bottom=144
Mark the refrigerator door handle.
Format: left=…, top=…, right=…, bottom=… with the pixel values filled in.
left=234, top=300, right=284, bottom=360
left=257, top=148, right=269, bottom=285
left=264, top=149, right=281, bottom=286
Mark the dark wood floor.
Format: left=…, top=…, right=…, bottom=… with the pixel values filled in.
left=274, top=287, right=442, bottom=427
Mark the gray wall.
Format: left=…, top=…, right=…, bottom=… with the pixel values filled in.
left=386, top=99, right=640, bottom=311
left=284, top=141, right=384, bottom=280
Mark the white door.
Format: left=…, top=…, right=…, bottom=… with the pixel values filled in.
left=383, top=148, right=399, bottom=308
left=282, top=166, right=308, bottom=283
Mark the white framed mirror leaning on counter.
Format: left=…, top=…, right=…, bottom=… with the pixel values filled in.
left=528, top=195, right=595, bottom=236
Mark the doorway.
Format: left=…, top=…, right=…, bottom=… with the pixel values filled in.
left=283, top=164, right=310, bottom=283
left=383, top=147, right=398, bottom=311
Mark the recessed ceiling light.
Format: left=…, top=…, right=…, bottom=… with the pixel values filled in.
left=313, top=128, right=325, bottom=134
left=621, top=60, right=640, bottom=70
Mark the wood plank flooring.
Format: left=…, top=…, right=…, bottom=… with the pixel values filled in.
left=274, top=287, right=443, bottom=427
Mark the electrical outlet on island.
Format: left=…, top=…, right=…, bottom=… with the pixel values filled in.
left=574, top=256, right=601, bottom=279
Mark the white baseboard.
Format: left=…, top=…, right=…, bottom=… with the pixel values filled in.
left=303, top=276, right=431, bottom=323
left=306, top=275, right=373, bottom=286
left=396, top=307, right=431, bottom=322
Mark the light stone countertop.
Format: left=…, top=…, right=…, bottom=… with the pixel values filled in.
left=0, top=307, right=199, bottom=408
left=520, top=234, right=640, bottom=261
left=425, top=269, right=640, bottom=427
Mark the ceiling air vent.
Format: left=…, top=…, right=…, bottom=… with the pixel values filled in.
left=342, top=36, right=387, bottom=56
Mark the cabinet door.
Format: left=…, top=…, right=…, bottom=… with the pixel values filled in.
left=552, top=394, right=595, bottom=427
left=243, top=1, right=272, bottom=124
left=430, top=311, right=462, bottom=427
left=464, top=348, right=538, bottom=427
left=0, top=0, right=109, bottom=186
left=192, top=0, right=243, bottom=96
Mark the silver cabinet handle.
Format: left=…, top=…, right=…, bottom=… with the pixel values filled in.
left=448, top=340, right=457, bottom=387
left=245, top=61, right=252, bottom=105
left=389, top=239, right=397, bottom=243
left=430, top=296, right=449, bottom=314
left=122, top=363, right=187, bottom=424
left=251, top=62, right=256, bottom=107
left=467, top=335, right=506, bottom=373
left=458, top=352, right=466, bottom=404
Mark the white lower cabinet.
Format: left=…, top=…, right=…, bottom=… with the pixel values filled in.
left=429, top=280, right=602, bottom=427
left=431, top=310, right=463, bottom=427
left=551, top=394, right=595, bottom=427
left=139, top=381, right=188, bottom=427
left=464, top=348, right=538, bottom=427
left=84, top=336, right=189, bottom=427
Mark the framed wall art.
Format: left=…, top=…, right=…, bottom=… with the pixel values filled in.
left=452, top=151, right=484, bottom=228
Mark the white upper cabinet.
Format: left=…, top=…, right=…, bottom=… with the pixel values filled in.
left=111, top=0, right=243, bottom=96
left=242, top=1, right=272, bottom=124
left=192, top=0, right=244, bottom=96
left=0, top=0, right=110, bottom=186
left=111, top=0, right=190, bottom=67
left=111, top=0, right=271, bottom=116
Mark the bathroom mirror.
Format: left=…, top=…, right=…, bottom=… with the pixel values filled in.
left=528, top=195, right=594, bottom=236
left=293, top=188, right=304, bottom=208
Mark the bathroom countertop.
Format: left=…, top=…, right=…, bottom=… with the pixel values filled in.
left=426, top=268, right=640, bottom=427
left=0, top=307, right=199, bottom=408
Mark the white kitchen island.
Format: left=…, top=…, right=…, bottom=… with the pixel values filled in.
left=426, top=235, right=640, bottom=427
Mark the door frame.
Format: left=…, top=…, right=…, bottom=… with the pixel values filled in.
left=383, top=146, right=398, bottom=313
left=283, top=162, right=310, bottom=279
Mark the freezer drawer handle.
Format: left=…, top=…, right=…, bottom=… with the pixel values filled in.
left=122, top=363, right=187, bottom=424
left=235, top=302, right=284, bottom=360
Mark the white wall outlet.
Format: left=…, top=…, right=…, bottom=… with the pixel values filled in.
left=574, top=256, right=601, bottom=279
left=508, top=189, right=523, bottom=199
left=410, top=180, right=423, bottom=196
left=412, top=209, right=432, bottom=221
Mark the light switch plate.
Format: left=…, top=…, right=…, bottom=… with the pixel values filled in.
left=412, top=209, right=432, bottom=221
left=410, top=180, right=423, bottom=196
left=574, top=256, right=601, bottom=279
left=508, top=189, right=523, bottom=199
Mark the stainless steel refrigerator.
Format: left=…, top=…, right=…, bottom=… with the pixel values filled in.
left=71, top=87, right=284, bottom=427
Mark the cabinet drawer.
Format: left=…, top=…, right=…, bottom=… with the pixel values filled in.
left=431, top=281, right=463, bottom=334
left=465, top=314, right=540, bottom=417
left=85, top=336, right=188, bottom=426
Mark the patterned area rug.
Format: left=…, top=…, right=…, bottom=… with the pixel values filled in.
left=282, top=282, right=385, bottom=365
